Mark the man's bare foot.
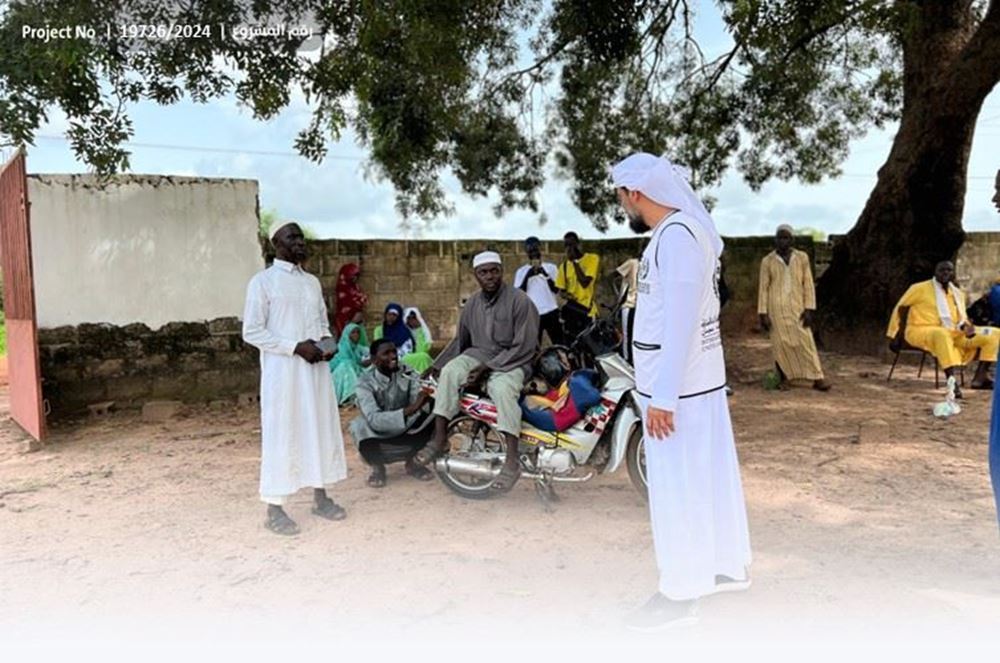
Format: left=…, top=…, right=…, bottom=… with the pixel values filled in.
left=405, top=458, right=434, bottom=481
left=265, top=506, right=299, bottom=536
left=312, top=494, right=347, bottom=521
left=492, top=461, right=521, bottom=492
left=813, top=379, right=832, bottom=392
left=412, top=441, right=445, bottom=467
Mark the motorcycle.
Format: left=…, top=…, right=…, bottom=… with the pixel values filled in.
left=422, top=316, right=648, bottom=504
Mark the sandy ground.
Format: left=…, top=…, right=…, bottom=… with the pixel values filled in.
left=2, top=335, right=999, bottom=656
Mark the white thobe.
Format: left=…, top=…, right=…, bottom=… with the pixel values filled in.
left=242, top=259, right=347, bottom=505
left=635, top=215, right=752, bottom=600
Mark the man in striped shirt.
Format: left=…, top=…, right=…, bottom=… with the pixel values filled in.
left=758, top=225, right=831, bottom=392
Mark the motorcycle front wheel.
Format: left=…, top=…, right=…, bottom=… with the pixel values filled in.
left=625, top=424, right=649, bottom=502
left=436, top=415, right=509, bottom=500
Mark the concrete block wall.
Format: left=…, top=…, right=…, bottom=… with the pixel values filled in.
left=301, top=235, right=814, bottom=343
left=38, top=317, right=259, bottom=418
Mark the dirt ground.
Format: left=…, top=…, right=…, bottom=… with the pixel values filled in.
left=2, top=335, right=999, bottom=654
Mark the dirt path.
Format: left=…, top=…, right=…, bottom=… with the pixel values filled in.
left=2, top=336, right=998, bottom=652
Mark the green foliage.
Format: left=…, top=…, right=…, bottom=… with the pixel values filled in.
left=795, top=226, right=828, bottom=242
left=0, top=311, right=6, bottom=357
left=259, top=207, right=316, bottom=240
left=1, top=1, right=994, bottom=232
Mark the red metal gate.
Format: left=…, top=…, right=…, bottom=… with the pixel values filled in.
left=0, top=148, right=45, bottom=441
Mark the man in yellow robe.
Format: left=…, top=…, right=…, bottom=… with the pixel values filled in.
left=887, top=260, right=998, bottom=397
left=758, top=225, right=831, bottom=391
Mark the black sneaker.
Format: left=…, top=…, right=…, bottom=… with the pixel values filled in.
left=625, top=594, right=698, bottom=632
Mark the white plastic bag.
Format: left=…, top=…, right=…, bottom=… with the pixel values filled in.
left=932, top=376, right=962, bottom=418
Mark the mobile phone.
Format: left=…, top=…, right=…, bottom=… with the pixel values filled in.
left=315, top=338, right=337, bottom=355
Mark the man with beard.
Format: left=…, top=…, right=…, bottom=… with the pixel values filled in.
left=350, top=338, right=435, bottom=488
left=412, top=251, right=540, bottom=491
left=612, top=153, right=752, bottom=630
left=243, top=221, right=348, bottom=536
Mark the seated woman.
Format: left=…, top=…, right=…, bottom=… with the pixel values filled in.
left=372, top=302, right=414, bottom=359
left=330, top=322, right=370, bottom=405
left=402, top=307, right=435, bottom=374
left=520, top=348, right=602, bottom=432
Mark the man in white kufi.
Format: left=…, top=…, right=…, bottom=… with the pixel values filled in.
left=242, top=219, right=348, bottom=535
left=611, top=153, right=752, bottom=630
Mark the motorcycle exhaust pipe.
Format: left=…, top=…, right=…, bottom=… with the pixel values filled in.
left=435, top=456, right=500, bottom=479
left=434, top=457, right=596, bottom=483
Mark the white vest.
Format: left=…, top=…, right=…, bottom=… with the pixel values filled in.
left=633, top=212, right=726, bottom=399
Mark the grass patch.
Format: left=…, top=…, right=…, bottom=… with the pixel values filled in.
left=0, top=311, right=6, bottom=357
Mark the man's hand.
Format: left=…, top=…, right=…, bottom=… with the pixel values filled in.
left=464, top=365, right=492, bottom=389
left=759, top=314, right=772, bottom=332
left=646, top=406, right=675, bottom=440
left=294, top=340, right=325, bottom=364
left=421, top=366, right=441, bottom=380
left=404, top=392, right=430, bottom=417
left=962, top=322, right=977, bottom=338
left=800, top=310, right=814, bottom=329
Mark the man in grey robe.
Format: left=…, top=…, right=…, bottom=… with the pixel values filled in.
left=412, top=251, right=540, bottom=492
left=350, top=338, right=435, bottom=488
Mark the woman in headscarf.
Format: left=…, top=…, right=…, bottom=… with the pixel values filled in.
left=372, top=303, right=414, bottom=358
left=330, top=322, right=370, bottom=405
left=333, top=263, right=367, bottom=334
left=401, top=307, right=435, bottom=374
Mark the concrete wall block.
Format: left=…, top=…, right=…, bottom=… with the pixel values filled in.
left=208, top=317, right=242, bottom=335
left=133, top=354, right=170, bottom=371
left=37, top=326, right=78, bottom=345
left=151, top=374, right=200, bottom=400
left=375, top=275, right=414, bottom=294
left=409, top=241, right=443, bottom=257
left=104, top=375, right=154, bottom=403
left=422, top=256, right=456, bottom=275
left=158, top=321, right=211, bottom=339
left=94, top=359, right=126, bottom=378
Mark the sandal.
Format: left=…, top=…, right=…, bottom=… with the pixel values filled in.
left=367, top=465, right=387, bottom=488
left=312, top=498, right=347, bottom=521
left=491, top=462, right=521, bottom=492
left=405, top=459, right=434, bottom=481
left=412, top=442, right=445, bottom=467
left=265, top=511, right=300, bottom=536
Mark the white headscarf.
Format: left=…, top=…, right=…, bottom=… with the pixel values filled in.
left=776, top=224, right=794, bottom=235
left=611, top=153, right=723, bottom=257
left=404, top=307, right=433, bottom=344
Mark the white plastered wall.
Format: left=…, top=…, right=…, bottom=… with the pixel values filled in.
left=27, top=174, right=262, bottom=329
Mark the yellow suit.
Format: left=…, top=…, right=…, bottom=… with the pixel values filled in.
left=887, top=280, right=999, bottom=369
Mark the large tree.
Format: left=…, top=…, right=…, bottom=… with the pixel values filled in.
left=2, top=1, right=998, bottom=339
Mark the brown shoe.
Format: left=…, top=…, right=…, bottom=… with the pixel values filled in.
left=813, top=380, right=832, bottom=392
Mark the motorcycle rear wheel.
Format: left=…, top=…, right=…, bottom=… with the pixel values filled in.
left=625, top=424, right=649, bottom=502
left=436, top=415, right=508, bottom=500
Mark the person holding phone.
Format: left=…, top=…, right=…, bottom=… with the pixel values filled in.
left=514, top=236, right=562, bottom=345
left=242, top=220, right=348, bottom=536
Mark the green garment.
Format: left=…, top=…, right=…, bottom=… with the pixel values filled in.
left=402, top=325, right=434, bottom=374
left=330, top=323, right=369, bottom=405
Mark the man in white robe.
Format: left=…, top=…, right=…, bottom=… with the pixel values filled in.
left=612, top=153, right=752, bottom=630
left=243, top=221, right=348, bottom=535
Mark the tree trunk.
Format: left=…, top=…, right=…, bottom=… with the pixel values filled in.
left=817, top=0, right=1000, bottom=354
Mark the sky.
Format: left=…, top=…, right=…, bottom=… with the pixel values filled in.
left=11, top=5, right=1000, bottom=241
